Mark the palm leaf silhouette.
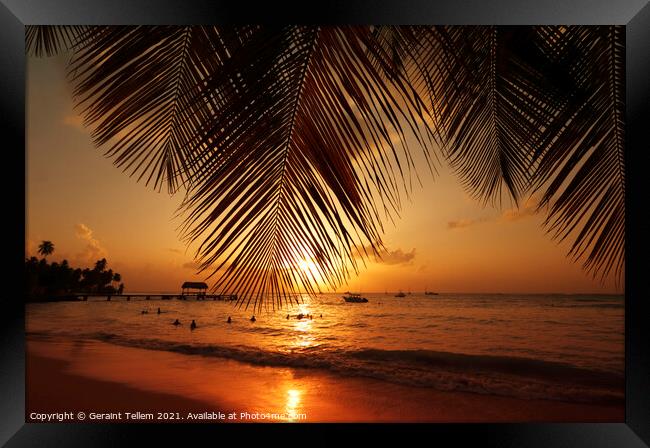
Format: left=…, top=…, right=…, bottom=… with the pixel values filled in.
left=26, top=25, right=87, bottom=56
left=403, top=26, right=573, bottom=206
left=67, top=25, right=260, bottom=193
left=396, top=25, right=625, bottom=282
left=177, top=26, right=435, bottom=310
left=31, top=25, right=435, bottom=310
left=26, top=25, right=625, bottom=307
left=530, top=26, right=625, bottom=282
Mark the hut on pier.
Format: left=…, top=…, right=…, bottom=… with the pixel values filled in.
left=181, top=281, right=208, bottom=298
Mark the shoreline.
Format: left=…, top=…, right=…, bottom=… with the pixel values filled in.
left=27, top=337, right=624, bottom=423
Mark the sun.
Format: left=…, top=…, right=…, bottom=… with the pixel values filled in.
left=297, top=258, right=317, bottom=274
left=296, top=257, right=326, bottom=289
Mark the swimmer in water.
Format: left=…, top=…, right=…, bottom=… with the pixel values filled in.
left=190, top=320, right=197, bottom=330
left=173, top=319, right=181, bottom=326
left=227, top=316, right=232, bottom=324
left=250, top=316, right=256, bottom=322
left=157, top=307, right=161, bottom=314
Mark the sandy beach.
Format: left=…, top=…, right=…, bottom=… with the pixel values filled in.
left=24, top=23, right=628, bottom=428
left=26, top=337, right=623, bottom=423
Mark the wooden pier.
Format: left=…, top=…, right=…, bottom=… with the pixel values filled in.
left=75, top=293, right=237, bottom=302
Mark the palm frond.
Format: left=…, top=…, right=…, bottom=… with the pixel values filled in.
left=67, top=25, right=257, bottom=193
left=177, top=26, right=435, bottom=311
left=531, top=26, right=625, bottom=282
left=25, top=25, right=88, bottom=57
left=59, top=25, right=435, bottom=310
left=405, top=25, right=625, bottom=282
left=417, top=26, right=568, bottom=207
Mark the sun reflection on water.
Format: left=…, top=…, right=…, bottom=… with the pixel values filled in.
left=285, top=388, right=302, bottom=421
left=291, top=303, right=316, bottom=348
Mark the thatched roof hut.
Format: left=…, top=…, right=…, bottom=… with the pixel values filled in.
left=181, top=282, right=208, bottom=294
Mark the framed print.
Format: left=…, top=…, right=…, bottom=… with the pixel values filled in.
left=1, top=0, right=649, bottom=446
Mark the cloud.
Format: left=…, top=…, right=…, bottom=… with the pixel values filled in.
left=448, top=195, right=542, bottom=230
left=74, top=223, right=107, bottom=264
left=500, top=195, right=540, bottom=221
left=182, top=261, right=201, bottom=270
left=379, top=248, right=416, bottom=265
left=448, top=218, right=482, bottom=229
left=62, top=114, right=85, bottom=130
left=352, top=244, right=416, bottom=266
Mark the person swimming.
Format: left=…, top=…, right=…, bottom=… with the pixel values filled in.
left=141, top=310, right=148, bottom=314
left=190, top=320, right=197, bottom=330
left=227, top=316, right=232, bottom=324
left=320, top=314, right=322, bottom=318
left=173, top=319, right=181, bottom=326
left=286, top=314, right=290, bottom=320
left=157, top=307, right=161, bottom=314
left=250, top=316, right=256, bottom=322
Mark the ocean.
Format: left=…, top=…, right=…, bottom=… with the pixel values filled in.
left=26, top=292, right=624, bottom=404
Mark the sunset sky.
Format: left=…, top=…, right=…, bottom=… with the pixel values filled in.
left=26, top=53, right=622, bottom=294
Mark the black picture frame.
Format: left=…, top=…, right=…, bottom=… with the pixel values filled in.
left=2, top=0, right=648, bottom=446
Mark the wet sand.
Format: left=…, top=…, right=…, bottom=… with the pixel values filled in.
left=27, top=355, right=215, bottom=421
left=26, top=338, right=624, bottom=423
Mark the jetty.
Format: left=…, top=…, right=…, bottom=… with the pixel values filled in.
left=73, top=293, right=238, bottom=301
left=73, top=281, right=236, bottom=302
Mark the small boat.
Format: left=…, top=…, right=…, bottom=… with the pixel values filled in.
left=343, top=293, right=368, bottom=303
left=424, top=290, right=439, bottom=295
left=394, top=291, right=406, bottom=298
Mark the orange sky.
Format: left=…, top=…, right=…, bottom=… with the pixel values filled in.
left=26, top=53, right=622, bottom=294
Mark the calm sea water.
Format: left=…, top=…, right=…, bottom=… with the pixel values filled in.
left=26, top=292, right=624, bottom=404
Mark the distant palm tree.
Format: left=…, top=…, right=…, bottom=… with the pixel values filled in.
left=37, top=240, right=54, bottom=259
left=94, top=258, right=107, bottom=272
left=26, top=26, right=624, bottom=310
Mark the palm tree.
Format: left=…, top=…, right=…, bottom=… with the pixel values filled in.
left=94, top=258, right=107, bottom=272
left=26, top=25, right=625, bottom=310
left=37, top=240, right=54, bottom=259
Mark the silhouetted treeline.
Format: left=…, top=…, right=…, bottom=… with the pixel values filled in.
left=25, top=257, right=124, bottom=301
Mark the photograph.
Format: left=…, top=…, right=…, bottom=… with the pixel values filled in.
left=24, top=24, right=627, bottom=424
